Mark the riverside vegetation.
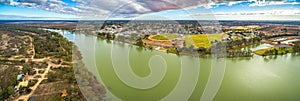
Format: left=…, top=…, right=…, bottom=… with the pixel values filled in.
left=0, top=24, right=106, bottom=101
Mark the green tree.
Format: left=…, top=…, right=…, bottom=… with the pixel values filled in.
left=7, top=86, right=15, bottom=96
left=188, top=45, right=195, bottom=52
left=293, top=45, right=300, bottom=52
left=167, top=48, right=179, bottom=54
left=197, top=47, right=206, bottom=53
left=0, top=89, right=3, bottom=100
left=135, top=37, right=144, bottom=47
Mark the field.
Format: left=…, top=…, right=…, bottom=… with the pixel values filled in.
left=161, top=34, right=177, bottom=40
left=151, top=35, right=168, bottom=40
left=185, top=34, right=222, bottom=48
left=151, top=34, right=177, bottom=40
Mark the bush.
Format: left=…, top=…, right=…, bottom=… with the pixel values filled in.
left=167, top=48, right=179, bottom=54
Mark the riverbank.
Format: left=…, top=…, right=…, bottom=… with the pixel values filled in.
left=45, top=28, right=300, bottom=58
left=56, top=28, right=300, bottom=101
left=253, top=37, right=300, bottom=56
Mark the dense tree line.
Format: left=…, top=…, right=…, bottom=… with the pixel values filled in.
left=265, top=33, right=299, bottom=39
left=293, top=44, right=300, bottom=52
left=97, top=32, right=115, bottom=40
left=226, top=37, right=261, bottom=50
left=0, top=67, right=18, bottom=100
left=0, top=24, right=89, bottom=100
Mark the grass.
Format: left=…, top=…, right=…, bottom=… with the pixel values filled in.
left=151, top=35, right=169, bottom=40
left=151, top=34, right=177, bottom=40
left=254, top=48, right=270, bottom=55
left=161, top=34, right=177, bottom=40
left=254, top=47, right=294, bottom=56
left=185, top=34, right=222, bottom=48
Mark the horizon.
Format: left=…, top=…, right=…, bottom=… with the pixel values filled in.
left=2, top=19, right=300, bottom=21
left=0, top=0, right=300, bottom=20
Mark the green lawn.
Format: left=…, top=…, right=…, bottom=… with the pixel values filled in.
left=185, top=34, right=222, bottom=48
left=161, top=34, right=177, bottom=40
left=151, top=35, right=169, bottom=40
left=151, top=34, right=178, bottom=40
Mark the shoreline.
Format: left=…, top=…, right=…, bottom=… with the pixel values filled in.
left=46, top=28, right=299, bottom=58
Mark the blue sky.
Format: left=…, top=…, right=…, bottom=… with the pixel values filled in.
left=0, top=0, right=300, bottom=20
left=0, top=4, right=79, bottom=20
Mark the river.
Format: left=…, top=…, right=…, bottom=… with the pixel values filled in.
left=47, top=29, right=300, bottom=101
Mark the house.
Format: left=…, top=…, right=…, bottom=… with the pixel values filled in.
left=274, top=44, right=293, bottom=49
left=17, top=74, right=25, bottom=81
left=18, top=81, right=29, bottom=89
left=14, top=85, right=19, bottom=92
left=61, top=89, right=68, bottom=97
left=25, top=74, right=30, bottom=81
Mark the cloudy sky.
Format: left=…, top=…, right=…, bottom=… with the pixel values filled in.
left=0, top=0, right=300, bottom=20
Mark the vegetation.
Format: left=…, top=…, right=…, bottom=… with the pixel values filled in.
left=98, top=32, right=115, bottom=40
left=185, top=34, right=222, bottom=49
left=293, top=44, right=300, bottom=52
left=254, top=48, right=293, bottom=56
left=0, top=64, right=18, bottom=100
left=134, top=37, right=145, bottom=47
left=0, top=24, right=106, bottom=100
left=151, top=35, right=169, bottom=40
left=72, top=60, right=106, bottom=100
left=265, top=33, right=299, bottom=39
left=161, top=34, right=177, bottom=40
left=166, top=48, right=179, bottom=55
left=227, top=49, right=253, bottom=58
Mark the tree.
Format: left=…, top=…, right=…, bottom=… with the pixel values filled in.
left=281, top=28, right=288, bottom=34
left=188, top=45, right=195, bottom=52
left=0, top=89, right=3, bottom=100
left=274, top=49, right=278, bottom=55
left=47, top=72, right=58, bottom=82
left=143, top=34, right=150, bottom=39
left=117, top=35, right=125, bottom=42
left=97, top=32, right=108, bottom=38
left=167, top=48, right=179, bottom=55
left=197, top=47, right=207, bottom=53
left=7, top=86, right=15, bottom=96
left=293, top=45, right=300, bottom=52
left=135, top=37, right=144, bottom=47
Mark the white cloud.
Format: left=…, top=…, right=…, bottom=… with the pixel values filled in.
left=228, top=1, right=245, bottom=6
left=1, top=0, right=298, bottom=19
left=18, top=0, right=47, bottom=5
left=249, top=0, right=300, bottom=6
left=206, top=9, right=300, bottom=16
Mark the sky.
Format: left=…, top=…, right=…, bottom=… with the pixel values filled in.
left=0, top=0, right=300, bottom=20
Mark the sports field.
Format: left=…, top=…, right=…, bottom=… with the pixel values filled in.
left=185, top=34, right=222, bottom=48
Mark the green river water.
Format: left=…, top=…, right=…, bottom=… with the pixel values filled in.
left=51, top=29, right=300, bottom=101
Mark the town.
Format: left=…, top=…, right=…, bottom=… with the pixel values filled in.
left=92, top=21, right=300, bottom=57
